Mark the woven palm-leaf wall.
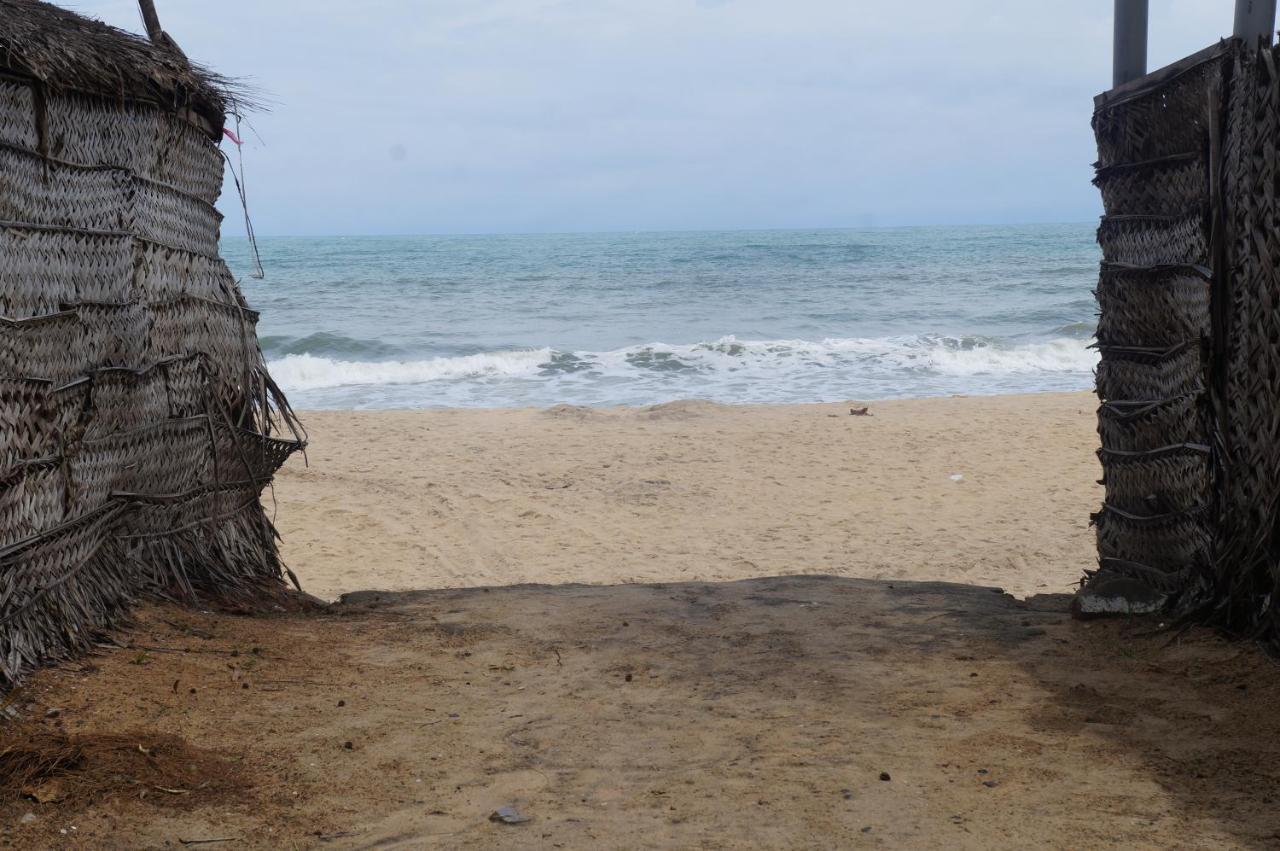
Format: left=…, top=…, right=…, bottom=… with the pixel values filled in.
left=0, top=0, right=303, bottom=685
left=1087, top=47, right=1224, bottom=608
left=1086, top=38, right=1280, bottom=642
left=1209, top=43, right=1280, bottom=639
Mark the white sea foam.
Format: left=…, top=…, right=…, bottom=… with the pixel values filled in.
left=885, top=335, right=1098, bottom=375
left=671, top=334, right=1099, bottom=375
left=269, top=348, right=552, bottom=390
left=267, top=334, right=1098, bottom=408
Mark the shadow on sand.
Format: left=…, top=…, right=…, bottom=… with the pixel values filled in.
left=8, top=575, right=1280, bottom=849
left=329, top=575, right=1280, bottom=849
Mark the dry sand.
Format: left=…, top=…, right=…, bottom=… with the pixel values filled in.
left=15, top=392, right=1274, bottom=849
left=274, top=392, right=1101, bottom=600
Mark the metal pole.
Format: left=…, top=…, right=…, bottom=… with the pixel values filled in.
left=1113, top=0, right=1149, bottom=89
left=1234, top=0, right=1278, bottom=45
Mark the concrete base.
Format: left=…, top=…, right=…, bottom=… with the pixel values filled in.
left=1072, top=575, right=1168, bottom=619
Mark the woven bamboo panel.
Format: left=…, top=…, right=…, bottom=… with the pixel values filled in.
left=149, top=116, right=226, bottom=205
left=76, top=301, right=150, bottom=368
left=135, top=242, right=239, bottom=303
left=1098, top=445, right=1210, bottom=514
left=1095, top=267, right=1210, bottom=348
left=129, top=178, right=222, bottom=256
left=0, top=145, right=130, bottom=232
left=66, top=416, right=216, bottom=514
left=1094, top=344, right=1203, bottom=402
left=1088, top=42, right=1280, bottom=642
left=44, top=94, right=165, bottom=182
left=147, top=297, right=260, bottom=409
left=1097, top=395, right=1202, bottom=452
left=1096, top=216, right=1208, bottom=267
left=45, top=94, right=224, bottom=204
left=0, top=227, right=135, bottom=317
left=0, top=310, right=83, bottom=381
left=1094, top=508, right=1211, bottom=570
left=212, top=423, right=303, bottom=484
left=161, top=354, right=208, bottom=418
left=0, top=461, right=65, bottom=549
left=1093, top=156, right=1208, bottom=217
left=0, top=67, right=304, bottom=685
left=0, top=81, right=37, bottom=151
left=1088, top=49, right=1225, bottom=603
left=84, top=364, right=172, bottom=437
left=1093, top=54, right=1225, bottom=167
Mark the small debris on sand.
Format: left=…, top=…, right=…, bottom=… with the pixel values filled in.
left=490, top=806, right=531, bottom=825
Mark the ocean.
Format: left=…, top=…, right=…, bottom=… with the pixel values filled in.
left=223, top=224, right=1100, bottom=410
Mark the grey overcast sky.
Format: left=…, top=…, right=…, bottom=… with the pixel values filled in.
left=70, top=1, right=1238, bottom=236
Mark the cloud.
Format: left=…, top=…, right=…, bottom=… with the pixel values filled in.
left=68, top=1, right=1241, bottom=234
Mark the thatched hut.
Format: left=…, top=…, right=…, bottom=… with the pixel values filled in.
left=0, top=0, right=303, bottom=684
left=1082, top=36, right=1280, bottom=644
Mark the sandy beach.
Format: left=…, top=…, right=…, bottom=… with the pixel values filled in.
left=12, top=391, right=1280, bottom=849
left=274, top=391, right=1101, bottom=600
left=16, top=1, right=1280, bottom=846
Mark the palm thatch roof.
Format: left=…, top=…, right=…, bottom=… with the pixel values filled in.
left=0, top=0, right=238, bottom=130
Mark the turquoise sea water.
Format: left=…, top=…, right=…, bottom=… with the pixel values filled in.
left=222, top=224, right=1100, bottom=409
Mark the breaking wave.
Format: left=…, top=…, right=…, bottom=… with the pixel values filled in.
left=267, top=334, right=1098, bottom=408
left=269, top=348, right=554, bottom=390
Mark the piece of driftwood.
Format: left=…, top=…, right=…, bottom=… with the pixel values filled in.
left=0, top=1, right=304, bottom=686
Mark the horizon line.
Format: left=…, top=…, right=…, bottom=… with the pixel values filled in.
left=223, top=220, right=1099, bottom=241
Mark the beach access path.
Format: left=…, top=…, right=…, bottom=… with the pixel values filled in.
left=5, top=577, right=1279, bottom=848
